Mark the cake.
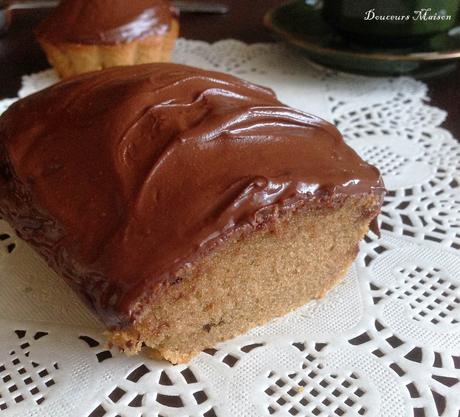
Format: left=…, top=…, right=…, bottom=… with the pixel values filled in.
left=35, top=0, right=178, bottom=78
left=0, top=63, right=384, bottom=363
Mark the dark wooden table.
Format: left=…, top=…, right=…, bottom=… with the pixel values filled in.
left=0, top=0, right=459, bottom=139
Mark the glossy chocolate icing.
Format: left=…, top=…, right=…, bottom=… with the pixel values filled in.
left=0, top=63, right=384, bottom=327
left=36, top=0, right=174, bottom=45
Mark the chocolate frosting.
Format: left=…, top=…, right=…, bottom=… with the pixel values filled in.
left=36, top=0, right=174, bottom=45
left=0, top=63, right=384, bottom=327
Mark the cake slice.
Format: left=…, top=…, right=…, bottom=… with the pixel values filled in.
left=0, top=63, right=384, bottom=363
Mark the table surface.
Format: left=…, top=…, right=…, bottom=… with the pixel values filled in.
left=0, top=0, right=459, bottom=140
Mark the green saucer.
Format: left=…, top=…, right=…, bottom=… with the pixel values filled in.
left=264, top=0, right=460, bottom=76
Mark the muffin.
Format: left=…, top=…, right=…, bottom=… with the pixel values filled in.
left=0, top=63, right=385, bottom=363
left=35, top=0, right=178, bottom=78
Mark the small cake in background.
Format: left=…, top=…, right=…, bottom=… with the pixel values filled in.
left=35, top=0, right=178, bottom=78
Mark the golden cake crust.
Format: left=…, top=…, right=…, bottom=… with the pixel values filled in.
left=37, top=19, right=179, bottom=78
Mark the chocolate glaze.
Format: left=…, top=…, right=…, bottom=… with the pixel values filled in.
left=0, top=63, right=384, bottom=327
left=36, top=0, right=174, bottom=45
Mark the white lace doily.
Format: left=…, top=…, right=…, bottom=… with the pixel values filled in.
left=0, top=39, right=459, bottom=417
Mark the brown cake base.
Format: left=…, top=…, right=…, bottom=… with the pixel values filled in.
left=109, top=194, right=379, bottom=364
left=37, top=20, right=179, bottom=78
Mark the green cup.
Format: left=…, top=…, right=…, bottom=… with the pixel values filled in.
left=322, top=0, right=460, bottom=46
